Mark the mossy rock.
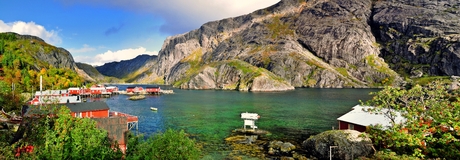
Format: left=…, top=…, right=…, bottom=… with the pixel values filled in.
left=302, top=130, right=373, bottom=160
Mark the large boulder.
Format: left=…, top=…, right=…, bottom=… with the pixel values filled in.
left=302, top=130, right=373, bottom=160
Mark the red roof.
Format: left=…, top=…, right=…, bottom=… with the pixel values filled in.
left=109, top=111, right=138, bottom=122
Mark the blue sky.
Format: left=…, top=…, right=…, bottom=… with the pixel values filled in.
left=0, top=0, right=279, bottom=66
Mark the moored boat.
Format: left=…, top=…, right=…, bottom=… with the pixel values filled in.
left=150, top=107, right=158, bottom=111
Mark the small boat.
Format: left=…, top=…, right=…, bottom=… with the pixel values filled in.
left=150, top=107, right=158, bottom=111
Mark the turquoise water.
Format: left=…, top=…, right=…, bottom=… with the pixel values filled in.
left=99, top=86, right=378, bottom=156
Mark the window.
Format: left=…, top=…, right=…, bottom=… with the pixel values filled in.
left=76, top=112, right=82, bottom=118
left=348, top=124, right=354, bottom=130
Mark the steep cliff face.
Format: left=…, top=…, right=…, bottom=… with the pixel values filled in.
left=371, top=0, right=460, bottom=77
left=138, top=0, right=401, bottom=91
left=99, top=0, right=459, bottom=90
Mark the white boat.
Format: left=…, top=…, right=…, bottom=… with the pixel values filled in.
left=150, top=107, right=158, bottom=111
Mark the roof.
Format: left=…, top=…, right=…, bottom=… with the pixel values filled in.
left=66, top=101, right=110, bottom=113
left=337, top=105, right=405, bottom=128
left=33, top=95, right=82, bottom=104
left=35, top=90, right=69, bottom=96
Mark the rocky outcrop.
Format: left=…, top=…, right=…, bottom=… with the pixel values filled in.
left=371, top=0, right=460, bottom=77
left=302, top=130, right=374, bottom=160
left=96, top=0, right=459, bottom=90
left=9, top=32, right=76, bottom=70
left=171, top=61, right=295, bottom=91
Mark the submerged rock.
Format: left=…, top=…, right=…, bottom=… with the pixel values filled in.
left=302, top=130, right=374, bottom=160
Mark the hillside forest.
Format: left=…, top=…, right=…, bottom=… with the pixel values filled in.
left=0, top=33, right=83, bottom=93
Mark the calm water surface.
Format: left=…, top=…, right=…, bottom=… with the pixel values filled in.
left=96, top=86, right=378, bottom=157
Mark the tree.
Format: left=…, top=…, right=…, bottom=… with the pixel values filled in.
left=35, top=106, right=123, bottom=159
left=126, top=129, right=201, bottom=160
left=0, top=40, right=4, bottom=54
left=0, top=81, right=24, bottom=114
left=364, top=82, right=460, bottom=159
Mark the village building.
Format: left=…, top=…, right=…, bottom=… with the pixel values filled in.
left=29, top=90, right=81, bottom=105
left=68, top=87, right=81, bottom=95
left=66, top=101, right=109, bottom=118
left=146, top=86, right=160, bottom=94
left=25, top=101, right=137, bottom=153
left=337, top=105, right=405, bottom=132
left=105, top=86, right=119, bottom=94
left=66, top=101, right=138, bottom=152
left=126, top=86, right=144, bottom=93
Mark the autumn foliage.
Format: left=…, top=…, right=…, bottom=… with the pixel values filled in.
left=364, top=82, right=460, bottom=159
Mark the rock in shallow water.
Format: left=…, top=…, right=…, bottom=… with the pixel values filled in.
left=302, top=129, right=374, bottom=160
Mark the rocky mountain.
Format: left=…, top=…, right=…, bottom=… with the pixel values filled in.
left=75, top=62, right=108, bottom=82
left=97, top=0, right=459, bottom=91
left=95, top=54, right=157, bottom=81
left=372, top=0, right=460, bottom=77
left=0, top=32, right=90, bottom=91
left=0, top=32, right=76, bottom=71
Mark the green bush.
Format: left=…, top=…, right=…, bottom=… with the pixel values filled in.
left=126, top=129, right=201, bottom=160
left=371, top=150, right=420, bottom=160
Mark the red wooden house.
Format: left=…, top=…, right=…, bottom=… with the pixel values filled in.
left=68, top=87, right=81, bottom=95
left=105, top=86, right=118, bottom=94
left=90, top=87, right=104, bottom=95
left=83, top=88, right=91, bottom=95
left=134, top=87, right=143, bottom=93
left=127, top=86, right=144, bottom=93
left=126, top=87, right=135, bottom=93
left=67, top=101, right=109, bottom=118
left=146, top=86, right=160, bottom=94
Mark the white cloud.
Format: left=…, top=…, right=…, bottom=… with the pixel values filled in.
left=58, top=0, right=280, bottom=34
left=68, top=44, right=96, bottom=53
left=0, top=20, right=62, bottom=45
left=75, top=47, right=157, bottom=66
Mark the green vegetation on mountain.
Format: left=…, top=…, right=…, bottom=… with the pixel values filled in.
left=0, top=32, right=83, bottom=92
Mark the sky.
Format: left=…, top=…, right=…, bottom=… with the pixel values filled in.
left=0, top=0, right=279, bottom=66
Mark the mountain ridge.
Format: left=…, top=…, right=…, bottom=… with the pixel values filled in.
left=95, top=0, right=460, bottom=90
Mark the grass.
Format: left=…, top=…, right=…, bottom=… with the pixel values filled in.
left=364, top=55, right=400, bottom=86
left=227, top=60, right=261, bottom=76
left=412, top=76, right=450, bottom=86
left=336, top=68, right=349, bottom=77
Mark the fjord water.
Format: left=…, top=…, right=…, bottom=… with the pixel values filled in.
left=101, top=86, right=378, bottom=156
